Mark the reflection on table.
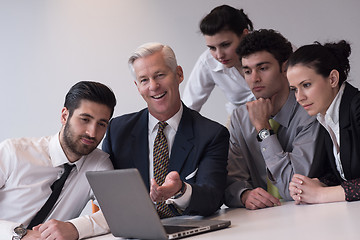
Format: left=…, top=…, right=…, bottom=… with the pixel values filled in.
left=86, top=201, right=360, bottom=240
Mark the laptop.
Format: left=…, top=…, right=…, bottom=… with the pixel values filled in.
left=86, top=168, right=231, bottom=239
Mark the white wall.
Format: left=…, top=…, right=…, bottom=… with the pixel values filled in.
left=1, top=0, right=359, bottom=142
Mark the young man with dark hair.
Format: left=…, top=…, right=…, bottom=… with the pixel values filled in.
left=225, top=29, right=320, bottom=210
left=0, top=81, right=116, bottom=239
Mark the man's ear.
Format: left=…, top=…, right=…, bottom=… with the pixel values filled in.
left=242, top=28, right=249, bottom=36
left=329, top=69, right=340, bottom=88
left=176, top=66, right=184, bottom=84
left=61, top=107, right=69, bottom=125
left=281, top=61, right=288, bottom=77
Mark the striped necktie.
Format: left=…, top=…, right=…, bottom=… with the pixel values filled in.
left=153, top=121, right=175, bottom=218
left=267, top=119, right=282, bottom=199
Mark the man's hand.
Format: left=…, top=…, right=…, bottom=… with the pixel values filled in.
left=33, top=219, right=79, bottom=240
left=150, top=171, right=182, bottom=202
left=241, top=188, right=281, bottom=210
left=22, top=229, right=41, bottom=240
left=246, top=98, right=273, bottom=132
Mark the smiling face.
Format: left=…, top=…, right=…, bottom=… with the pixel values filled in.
left=133, top=51, right=184, bottom=121
left=287, top=64, right=340, bottom=116
left=242, top=51, right=288, bottom=99
left=204, top=30, right=245, bottom=68
left=60, top=100, right=111, bottom=162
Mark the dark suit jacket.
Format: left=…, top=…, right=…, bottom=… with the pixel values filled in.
left=102, top=104, right=230, bottom=216
left=313, top=83, right=360, bottom=182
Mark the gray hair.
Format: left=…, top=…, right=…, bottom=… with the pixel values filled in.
left=128, top=42, right=178, bottom=79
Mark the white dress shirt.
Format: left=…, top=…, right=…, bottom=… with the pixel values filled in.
left=182, top=49, right=255, bottom=115
left=0, top=133, right=113, bottom=239
left=317, top=83, right=346, bottom=180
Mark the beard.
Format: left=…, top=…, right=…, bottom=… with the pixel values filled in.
left=62, top=121, right=98, bottom=157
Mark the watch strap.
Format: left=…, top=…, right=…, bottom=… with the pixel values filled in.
left=172, top=181, right=187, bottom=199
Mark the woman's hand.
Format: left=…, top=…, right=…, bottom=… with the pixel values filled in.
left=289, top=174, right=345, bottom=204
left=289, top=174, right=326, bottom=204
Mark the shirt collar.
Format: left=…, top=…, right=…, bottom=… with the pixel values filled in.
left=212, top=61, right=226, bottom=72
left=148, top=104, right=183, bottom=134
left=272, top=91, right=297, bottom=128
left=317, top=83, right=345, bottom=125
left=49, top=132, right=85, bottom=171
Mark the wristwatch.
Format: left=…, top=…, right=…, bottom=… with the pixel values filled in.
left=171, top=181, right=187, bottom=199
left=12, top=224, right=27, bottom=240
left=257, top=128, right=274, bottom=142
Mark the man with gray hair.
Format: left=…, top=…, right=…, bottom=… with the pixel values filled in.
left=58, top=42, right=229, bottom=239
left=105, top=41, right=229, bottom=219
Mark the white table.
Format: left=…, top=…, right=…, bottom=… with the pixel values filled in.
left=86, top=201, right=360, bottom=240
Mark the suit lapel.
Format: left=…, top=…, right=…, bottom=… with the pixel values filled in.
left=309, top=126, right=330, bottom=178
left=339, top=83, right=357, bottom=178
left=169, top=105, right=194, bottom=173
left=130, top=109, right=151, bottom=189
left=339, top=83, right=355, bottom=129
left=323, top=130, right=342, bottom=181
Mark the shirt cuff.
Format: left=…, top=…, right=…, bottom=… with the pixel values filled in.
left=0, top=220, right=19, bottom=240
left=68, top=210, right=110, bottom=239
left=341, top=179, right=360, bottom=202
left=166, top=183, right=192, bottom=210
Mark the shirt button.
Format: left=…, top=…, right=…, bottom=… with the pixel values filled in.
left=262, top=147, right=266, bottom=152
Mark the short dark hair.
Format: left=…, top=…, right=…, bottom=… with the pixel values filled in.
left=237, top=29, right=293, bottom=70
left=200, top=5, right=253, bottom=36
left=287, top=40, right=351, bottom=86
left=64, top=81, right=117, bottom=118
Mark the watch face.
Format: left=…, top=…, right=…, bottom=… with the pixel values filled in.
left=259, top=129, right=270, bottom=140
left=14, top=226, right=27, bottom=236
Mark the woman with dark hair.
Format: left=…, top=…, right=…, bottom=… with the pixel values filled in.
left=287, top=40, right=360, bottom=204
left=182, top=5, right=255, bottom=116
